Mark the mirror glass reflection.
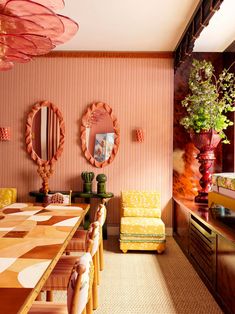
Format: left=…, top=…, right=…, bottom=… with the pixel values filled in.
left=32, top=107, right=60, bottom=161
left=86, top=108, right=114, bottom=162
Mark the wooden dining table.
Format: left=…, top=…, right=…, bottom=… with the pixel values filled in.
left=0, top=202, right=89, bottom=314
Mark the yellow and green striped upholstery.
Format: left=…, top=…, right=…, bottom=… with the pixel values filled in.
left=0, top=188, right=17, bottom=209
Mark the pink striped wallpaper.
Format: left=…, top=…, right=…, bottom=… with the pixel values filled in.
left=0, top=56, right=173, bottom=227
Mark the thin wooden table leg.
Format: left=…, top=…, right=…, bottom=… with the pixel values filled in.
left=86, top=295, right=93, bottom=314
left=92, top=253, right=98, bottom=310
left=99, top=237, right=104, bottom=271
left=35, top=292, right=42, bottom=301
left=46, top=290, right=53, bottom=302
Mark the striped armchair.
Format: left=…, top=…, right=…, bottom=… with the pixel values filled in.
left=120, top=191, right=166, bottom=253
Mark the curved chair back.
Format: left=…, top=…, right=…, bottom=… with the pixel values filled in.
left=88, top=221, right=100, bottom=257
left=94, top=204, right=107, bottom=227
left=44, top=190, right=72, bottom=205
left=68, top=254, right=94, bottom=314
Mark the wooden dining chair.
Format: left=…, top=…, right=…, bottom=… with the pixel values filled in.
left=93, top=204, right=106, bottom=271
left=65, top=221, right=100, bottom=310
left=65, top=204, right=106, bottom=283
left=29, top=256, right=94, bottom=314
left=44, top=190, right=72, bottom=205
left=42, top=222, right=100, bottom=310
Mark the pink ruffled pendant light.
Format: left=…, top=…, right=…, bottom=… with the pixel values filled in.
left=0, top=0, right=78, bottom=71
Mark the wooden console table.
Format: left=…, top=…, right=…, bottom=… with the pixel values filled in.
left=29, top=191, right=114, bottom=239
left=174, top=197, right=235, bottom=314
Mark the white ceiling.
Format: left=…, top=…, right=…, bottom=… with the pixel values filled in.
left=56, top=0, right=200, bottom=51
left=194, top=0, right=235, bottom=52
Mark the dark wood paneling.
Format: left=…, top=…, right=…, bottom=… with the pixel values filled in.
left=217, top=235, right=235, bottom=313
left=222, top=52, right=235, bottom=172
left=173, top=201, right=189, bottom=254
left=174, top=198, right=235, bottom=314
left=189, top=215, right=216, bottom=287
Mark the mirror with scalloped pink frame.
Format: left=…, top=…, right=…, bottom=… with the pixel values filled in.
left=25, top=100, right=65, bottom=193
left=81, top=102, right=120, bottom=168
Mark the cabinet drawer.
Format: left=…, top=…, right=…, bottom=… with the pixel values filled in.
left=189, top=215, right=216, bottom=286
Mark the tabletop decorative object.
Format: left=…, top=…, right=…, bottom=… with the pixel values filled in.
left=96, top=173, right=107, bottom=194
left=180, top=59, right=235, bottom=203
left=81, top=171, right=95, bottom=193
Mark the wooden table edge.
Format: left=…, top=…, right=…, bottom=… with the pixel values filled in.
left=18, top=204, right=90, bottom=314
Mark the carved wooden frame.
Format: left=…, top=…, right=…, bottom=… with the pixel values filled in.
left=81, top=102, right=120, bottom=168
left=25, top=100, right=65, bottom=193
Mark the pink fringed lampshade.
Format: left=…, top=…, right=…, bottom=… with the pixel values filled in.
left=136, top=128, right=144, bottom=143
left=0, top=0, right=78, bottom=71
left=0, top=127, right=10, bottom=141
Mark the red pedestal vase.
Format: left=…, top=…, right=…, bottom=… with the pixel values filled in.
left=190, top=130, right=221, bottom=204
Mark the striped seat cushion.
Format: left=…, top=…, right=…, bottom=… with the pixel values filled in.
left=66, top=229, right=88, bottom=252
left=43, top=253, right=87, bottom=290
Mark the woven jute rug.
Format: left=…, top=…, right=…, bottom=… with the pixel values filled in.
left=95, top=236, right=222, bottom=314
left=50, top=236, right=222, bottom=314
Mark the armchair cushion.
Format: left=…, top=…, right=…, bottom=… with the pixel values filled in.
left=123, top=206, right=161, bottom=218
left=120, top=217, right=165, bottom=235
left=122, top=191, right=161, bottom=218
left=0, top=188, right=17, bottom=209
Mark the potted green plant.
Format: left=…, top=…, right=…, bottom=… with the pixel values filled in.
left=180, top=59, right=235, bottom=203
left=180, top=59, right=235, bottom=144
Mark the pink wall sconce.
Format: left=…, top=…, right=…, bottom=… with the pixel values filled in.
left=135, top=128, right=144, bottom=143
left=0, top=127, right=11, bottom=141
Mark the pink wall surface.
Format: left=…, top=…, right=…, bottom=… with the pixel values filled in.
left=0, top=56, right=173, bottom=227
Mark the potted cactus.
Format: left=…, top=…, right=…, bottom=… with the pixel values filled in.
left=96, top=173, right=107, bottom=194
left=81, top=172, right=95, bottom=193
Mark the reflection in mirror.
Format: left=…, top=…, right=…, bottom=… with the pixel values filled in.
left=81, top=102, right=120, bottom=168
left=26, top=101, right=65, bottom=193
left=32, top=107, right=60, bottom=161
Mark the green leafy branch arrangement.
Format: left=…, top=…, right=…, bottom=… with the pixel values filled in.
left=180, top=59, right=235, bottom=143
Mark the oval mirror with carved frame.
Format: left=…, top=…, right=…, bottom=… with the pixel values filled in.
left=25, top=100, right=65, bottom=193
left=81, top=102, right=120, bottom=167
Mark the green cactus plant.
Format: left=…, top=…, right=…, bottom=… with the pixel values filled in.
left=81, top=172, right=94, bottom=193
left=81, top=171, right=95, bottom=182
left=96, top=174, right=107, bottom=194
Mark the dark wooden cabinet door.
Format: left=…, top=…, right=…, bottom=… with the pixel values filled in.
left=173, top=201, right=189, bottom=254
left=217, top=235, right=235, bottom=313
left=189, top=215, right=216, bottom=287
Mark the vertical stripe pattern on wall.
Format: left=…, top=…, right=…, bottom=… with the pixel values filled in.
left=0, top=56, right=173, bottom=227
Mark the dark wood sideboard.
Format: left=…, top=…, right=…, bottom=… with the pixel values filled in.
left=174, top=198, right=235, bottom=314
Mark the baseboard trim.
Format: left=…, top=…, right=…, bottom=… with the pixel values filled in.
left=107, top=226, right=173, bottom=236
left=107, top=226, right=120, bottom=236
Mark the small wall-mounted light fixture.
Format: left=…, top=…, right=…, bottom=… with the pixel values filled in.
left=135, top=128, right=144, bottom=143
left=0, top=127, right=10, bottom=141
